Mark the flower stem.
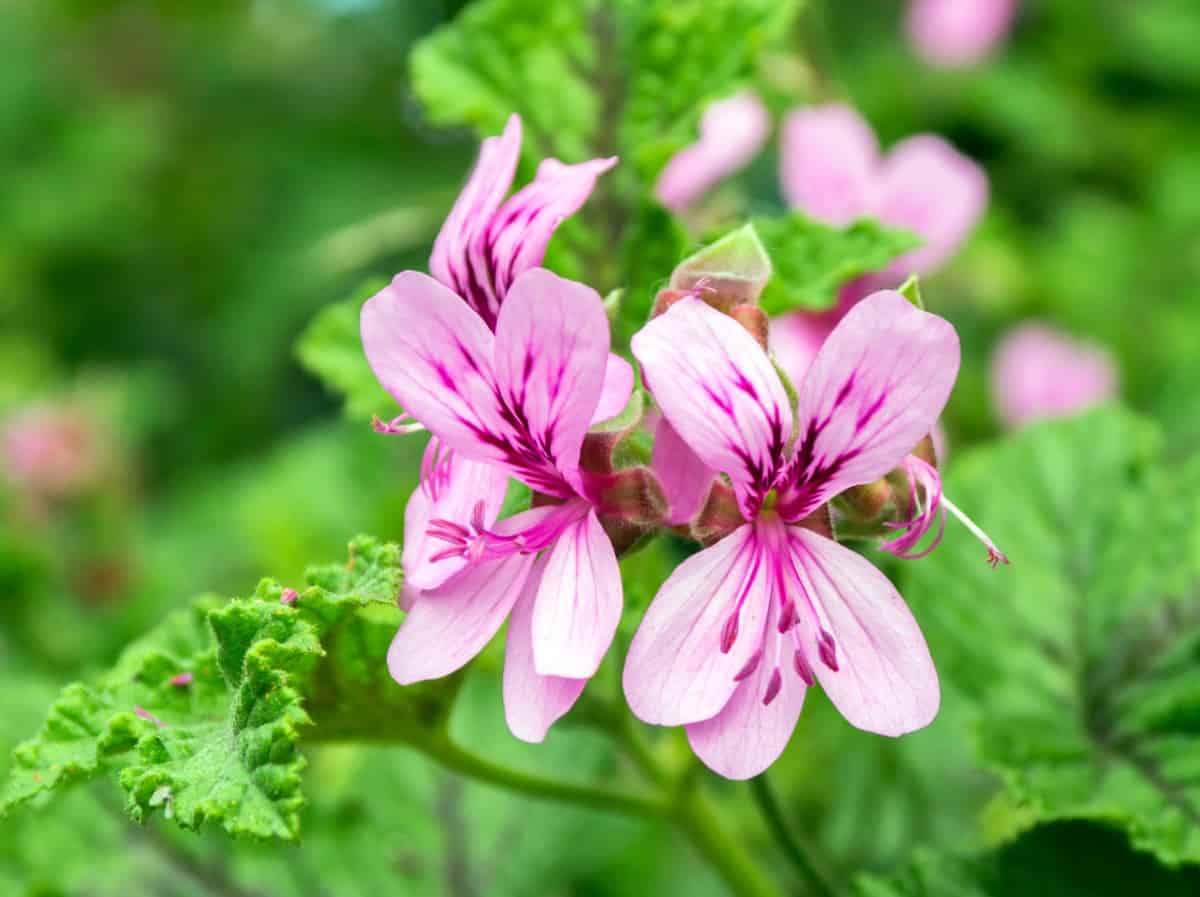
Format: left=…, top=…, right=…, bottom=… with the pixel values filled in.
left=412, top=730, right=669, bottom=819
left=614, top=716, right=784, bottom=897
left=674, top=787, right=787, bottom=897
left=748, top=775, right=837, bottom=897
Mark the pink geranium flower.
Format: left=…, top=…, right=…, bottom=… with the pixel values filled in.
left=1, top=404, right=103, bottom=500
left=991, top=323, right=1117, bottom=429
left=625, top=291, right=960, bottom=778
left=907, top=0, right=1018, bottom=69
left=653, top=92, right=771, bottom=213
left=385, top=113, right=626, bottom=603
left=363, top=267, right=627, bottom=742
left=772, top=105, right=987, bottom=381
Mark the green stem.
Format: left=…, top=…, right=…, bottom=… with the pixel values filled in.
left=675, top=788, right=786, bottom=897
left=411, top=731, right=668, bottom=819
left=749, top=775, right=837, bottom=897
left=615, top=717, right=784, bottom=897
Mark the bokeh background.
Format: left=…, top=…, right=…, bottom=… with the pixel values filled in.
left=3, top=1, right=1200, bottom=895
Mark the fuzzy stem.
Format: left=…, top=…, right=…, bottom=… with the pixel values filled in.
left=410, top=730, right=669, bottom=819
left=749, top=775, right=837, bottom=897
left=674, top=787, right=786, bottom=897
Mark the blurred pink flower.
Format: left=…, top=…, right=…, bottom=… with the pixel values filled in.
left=907, top=0, right=1018, bottom=68
left=991, top=324, right=1117, bottom=429
left=653, top=92, right=771, bottom=212
left=780, top=103, right=988, bottom=281
left=1, top=406, right=102, bottom=499
left=626, top=290, right=960, bottom=778
left=772, top=104, right=987, bottom=385
left=363, top=268, right=626, bottom=743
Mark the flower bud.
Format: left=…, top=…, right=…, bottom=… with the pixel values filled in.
left=660, top=223, right=773, bottom=314
left=691, top=482, right=746, bottom=546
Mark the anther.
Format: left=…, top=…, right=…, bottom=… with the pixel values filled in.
left=762, top=668, right=783, bottom=706
left=719, top=613, right=740, bottom=654
left=734, top=650, right=762, bottom=682
left=793, top=649, right=815, bottom=686
left=817, top=630, right=839, bottom=672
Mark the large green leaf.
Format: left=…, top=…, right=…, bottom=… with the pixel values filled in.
left=411, top=0, right=799, bottom=294
left=0, top=536, right=443, bottom=840
left=295, top=280, right=394, bottom=422
left=412, top=0, right=799, bottom=182
left=855, top=822, right=1200, bottom=897
left=753, top=214, right=921, bottom=313
left=899, top=407, right=1200, bottom=865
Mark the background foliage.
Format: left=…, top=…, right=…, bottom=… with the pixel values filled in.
left=2, top=1, right=1200, bottom=895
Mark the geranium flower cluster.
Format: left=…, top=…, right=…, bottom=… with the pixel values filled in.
left=361, top=114, right=1007, bottom=779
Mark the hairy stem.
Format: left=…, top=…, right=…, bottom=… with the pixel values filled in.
left=749, top=775, right=837, bottom=897
left=411, top=730, right=669, bottom=819
left=675, top=787, right=787, bottom=897
left=614, top=716, right=785, bottom=897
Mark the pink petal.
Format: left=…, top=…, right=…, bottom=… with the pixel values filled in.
left=503, top=556, right=587, bottom=742
left=877, top=135, right=988, bottom=277
left=652, top=418, right=716, bottom=526
left=654, top=92, right=771, bottom=212
left=492, top=268, right=611, bottom=489
left=531, top=508, right=622, bottom=679
left=789, top=528, right=939, bottom=735
left=361, top=271, right=510, bottom=464
left=686, top=601, right=807, bottom=780
left=990, top=323, right=1118, bottom=429
left=778, top=290, right=959, bottom=519
left=623, top=524, right=770, bottom=726
left=483, top=156, right=618, bottom=311
left=632, top=298, right=792, bottom=513
left=402, top=445, right=511, bottom=592
left=387, top=551, right=534, bottom=685
left=779, top=104, right=879, bottom=225
left=430, top=114, right=522, bottom=325
left=590, top=353, right=635, bottom=426
left=906, top=0, right=1018, bottom=68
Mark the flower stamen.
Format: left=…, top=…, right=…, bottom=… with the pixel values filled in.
left=941, top=494, right=1010, bottom=568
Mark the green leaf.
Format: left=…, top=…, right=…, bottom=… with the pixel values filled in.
left=614, top=200, right=691, bottom=342
left=412, top=0, right=797, bottom=293
left=412, top=0, right=799, bottom=182
left=753, top=214, right=921, bottom=313
left=854, top=822, right=1200, bottom=897
left=296, top=280, right=394, bottom=422
left=899, top=407, right=1200, bottom=865
left=0, top=536, right=439, bottom=841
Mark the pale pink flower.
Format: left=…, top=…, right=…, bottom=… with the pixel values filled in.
left=626, top=291, right=960, bottom=778
left=389, top=113, right=627, bottom=605
left=772, top=104, right=987, bottom=384
left=907, top=0, right=1018, bottom=69
left=991, top=324, right=1117, bottom=429
left=653, top=92, right=771, bottom=213
left=363, top=268, right=627, bottom=742
left=0, top=405, right=102, bottom=500
left=780, top=103, right=988, bottom=285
